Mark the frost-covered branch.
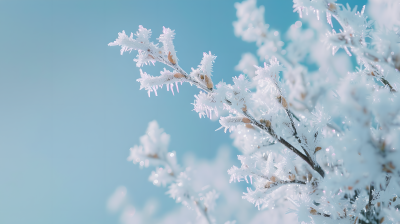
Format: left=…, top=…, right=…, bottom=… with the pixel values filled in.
left=294, top=0, right=399, bottom=92
left=109, top=27, right=326, bottom=178
left=127, top=121, right=217, bottom=224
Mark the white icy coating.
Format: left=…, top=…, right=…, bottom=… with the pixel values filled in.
left=235, top=53, right=258, bottom=78
left=108, top=146, right=297, bottom=224
left=126, top=121, right=219, bottom=223
left=109, top=0, right=400, bottom=223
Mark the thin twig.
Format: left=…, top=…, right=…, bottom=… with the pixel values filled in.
left=274, top=81, right=324, bottom=177
left=328, top=6, right=397, bottom=92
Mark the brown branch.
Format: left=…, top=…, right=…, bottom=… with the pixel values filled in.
left=267, top=179, right=307, bottom=188
left=380, top=77, right=395, bottom=92
left=274, top=82, right=324, bottom=178
left=243, top=111, right=325, bottom=178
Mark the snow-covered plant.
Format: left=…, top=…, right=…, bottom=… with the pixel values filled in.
left=108, top=141, right=297, bottom=224
left=126, top=121, right=224, bottom=224
left=109, top=0, right=400, bottom=223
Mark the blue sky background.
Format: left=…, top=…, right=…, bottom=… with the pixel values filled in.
left=0, top=0, right=366, bottom=223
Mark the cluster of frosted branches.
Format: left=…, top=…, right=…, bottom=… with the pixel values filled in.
left=110, top=0, right=400, bottom=223
left=127, top=121, right=228, bottom=224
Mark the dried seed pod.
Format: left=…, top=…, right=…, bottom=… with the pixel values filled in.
left=381, top=141, right=386, bottom=151
left=380, top=217, right=385, bottom=223
left=260, top=119, right=271, bottom=127
left=204, top=75, right=213, bottom=89
left=270, top=176, right=277, bottom=182
left=394, top=55, right=400, bottom=71
left=308, top=173, right=313, bottom=180
left=281, top=96, right=288, bottom=109
left=328, top=3, right=337, bottom=11
left=315, top=147, right=322, bottom=153
left=242, top=117, right=251, bottom=123
left=310, top=208, right=317, bottom=215
left=242, top=104, right=247, bottom=112
left=174, top=73, right=184, bottom=79
left=377, top=202, right=381, bottom=207
left=348, top=186, right=353, bottom=190
left=265, top=182, right=271, bottom=188
left=245, top=124, right=254, bottom=129
left=289, top=174, right=296, bottom=181
left=168, top=51, right=176, bottom=65
left=389, top=162, right=395, bottom=169
left=382, top=164, right=393, bottom=173
left=149, top=154, right=159, bottom=159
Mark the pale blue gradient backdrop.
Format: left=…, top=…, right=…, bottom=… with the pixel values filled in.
left=0, top=0, right=366, bottom=223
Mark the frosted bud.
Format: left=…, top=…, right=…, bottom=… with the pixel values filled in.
left=328, top=3, right=337, bottom=12
left=242, top=104, right=247, bottom=112
left=168, top=52, right=176, bottom=65
left=204, top=75, right=213, bottom=90
left=260, top=119, right=271, bottom=127
left=242, top=117, right=251, bottom=123
left=158, top=27, right=178, bottom=65
left=254, top=57, right=284, bottom=81
left=281, top=96, right=288, bottom=109
left=174, top=73, right=184, bottom=79
left=198, top=51, right=217, bottom=77
left=245, top=124, right=254, bottom=129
